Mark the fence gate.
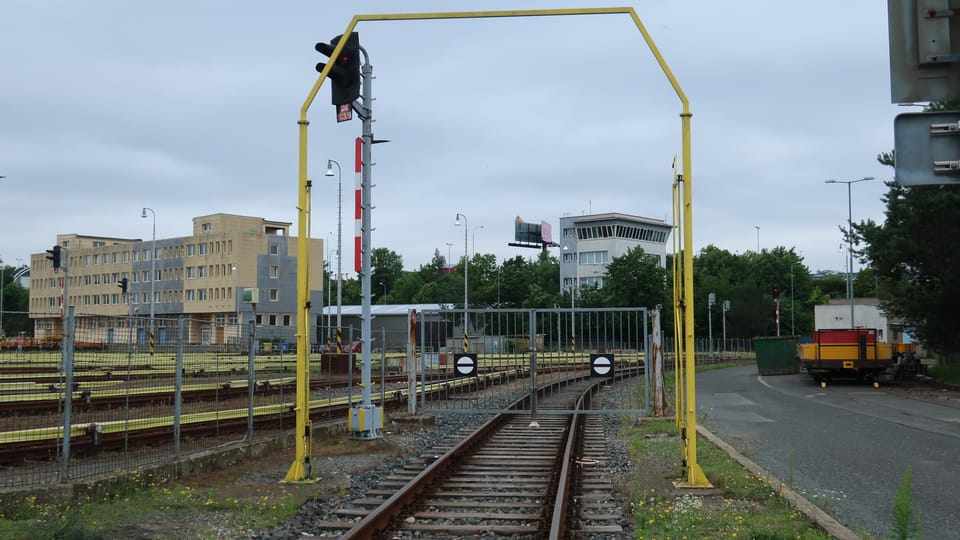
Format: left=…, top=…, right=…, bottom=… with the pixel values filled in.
left=417, top=307, right=649, bottom=415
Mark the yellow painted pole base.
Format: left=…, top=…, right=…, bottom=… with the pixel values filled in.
left=283, top=458, right=315, bottom=483
left=674, top=462, right=713, bottom=488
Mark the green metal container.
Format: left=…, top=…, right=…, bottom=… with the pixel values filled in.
left=754, top=336, right=801, bottom=375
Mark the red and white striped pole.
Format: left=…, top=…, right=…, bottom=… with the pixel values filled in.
left=354, top=137, right=362, bottom=274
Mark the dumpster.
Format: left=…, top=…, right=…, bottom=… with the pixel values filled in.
left=754, top=336, right=801, bottom=375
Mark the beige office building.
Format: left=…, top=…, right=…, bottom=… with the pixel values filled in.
left=29, top=213, right=324, bottom=346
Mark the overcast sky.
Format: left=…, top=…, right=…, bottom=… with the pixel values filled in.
left=1, top=1, right=905, bottom=276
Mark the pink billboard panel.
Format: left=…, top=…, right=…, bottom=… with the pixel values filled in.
left=540, top=221, right=553, bottom=244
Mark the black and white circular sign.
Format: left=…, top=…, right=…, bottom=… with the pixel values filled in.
left=455, top=353, right=477, bottom=377
left=591, top=354, right=615, bottom=377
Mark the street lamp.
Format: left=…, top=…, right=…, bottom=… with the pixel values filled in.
left=325, top=160, right=344, bottom=351
left=755, top=226, right=760, bottom=252
left=708, top=292, right=715, bottom=358
left=0, top=255, right=5, bottom=339
left=454, top=213, right=469, bottom=351
left=722, top=300, right=730, bottom=352
left=141, top=207, right=156, bottom=349
left=825, top=176, right=874, bottom=328
left=445, top=242, right=453, bottom=266
left=472, top=225, right=484, bottom=257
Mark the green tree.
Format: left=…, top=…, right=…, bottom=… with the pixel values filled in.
left=853, top=174, right=960, bottom=355
left=370, top=248, right=403, bottom=304
left=603, top=246, right=668, bottom=308
left=1, top=264, right=30, bottom=338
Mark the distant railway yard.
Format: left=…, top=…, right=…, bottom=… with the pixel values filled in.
left=1, top=345, right=956, bottom=539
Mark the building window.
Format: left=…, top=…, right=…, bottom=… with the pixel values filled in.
left=199, top=243, right=208, bottom=255
left=202, top=223, right=212, bottom=232
left=269, top=289, right=279, bottom=301
left=283, top=315, right=291, bottom=326
left=270, top=265, right=279, bottom=278
left=268, top=314, right=278, bottom=326
left=580, top=251, right=609, bottom=265
left=93, top=241, right=105, bottom=248
left=563, top=227, right=575, bottom=238
left=562, top=253, right=576, bottom=263
left=186, top=267, right=195, bottom=279
left=187, top=244, right=195, bottom=256
left=198, top=266, right=208, bottom=278
left=198, top=289, right=208, bottom=301
left=581, top=276, right=605, bottom=288
left=186, top=290, right=195, bottom=302
left=270, top=243, right=279, bottom=255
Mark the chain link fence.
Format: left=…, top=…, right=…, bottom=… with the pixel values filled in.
left=0, top=308, right=300, bottom=488
left=1, top=306, right=759, bottom=488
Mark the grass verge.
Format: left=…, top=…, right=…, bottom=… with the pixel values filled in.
left=622, top=417, right=832, bottom=539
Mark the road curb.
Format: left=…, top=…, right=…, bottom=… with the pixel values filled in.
left=696, top=424, right=860, bottom=540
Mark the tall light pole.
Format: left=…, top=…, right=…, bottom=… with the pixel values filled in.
left=325, top=160, right=344, bottom=351
left=472, top=225, right=484, bottom=257
left=722, top=300, right=730, bottom=352
left=825, top=176, right=874, bottom=328
left=454, top=213, right=468, bottom=351
left=445, top=242, right=453, bottom=266
left=141, top=207, right=156, bottom=352
left=0, top=255, right=5, bottom=339
left=790, top=264, right=795, bottom=335
left=755, top=226, right=760, bottom=252
left=708, top=292, right=715, bottom=358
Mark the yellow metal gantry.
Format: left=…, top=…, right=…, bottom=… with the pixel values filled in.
left=288, top=6, right=710, bottom=487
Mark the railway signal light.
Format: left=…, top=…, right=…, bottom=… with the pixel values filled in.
left=772, top=286, right=780, bottom=299
left=119, top=277, right=128, bottom=294
left=315, top=32, right=360, bottom=106
left=46, top=245, right=61, bottom=270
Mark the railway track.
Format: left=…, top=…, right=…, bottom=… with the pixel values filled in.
left=0, top=369, right=530, bottom=467
left=309, top=375, right=627, bottom=539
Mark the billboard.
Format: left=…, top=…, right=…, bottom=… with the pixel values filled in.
left=510, top=216, right=557, bottom=249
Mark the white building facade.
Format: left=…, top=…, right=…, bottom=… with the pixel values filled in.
left=558, top=212, right=672, bottom=293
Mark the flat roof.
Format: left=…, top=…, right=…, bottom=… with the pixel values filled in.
left=567, top=212, right=670, bottom=228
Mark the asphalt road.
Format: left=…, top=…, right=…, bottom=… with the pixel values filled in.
left=696, top=365, right=960, bottom=539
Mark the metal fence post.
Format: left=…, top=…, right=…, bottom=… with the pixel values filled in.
left=59, top=305, right=76, bottom=482
left=174, top=316, right=184, bottom=456
left=248, top=319, right=256, bottom=440
left=528, top=310, right=537, bottom=419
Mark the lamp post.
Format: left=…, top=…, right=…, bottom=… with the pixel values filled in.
left=708, top=292, right=715, bottom=358
left=324, top=160, right=344, bottom=351
left=454, top=213, right=468, bottom=351
left=0, top=255, right=5, bottom=339
left=141, top=207, right=156, bottom=351
left=790, top=264, right=795, bottom=335
left=445, top=242, right=453, bottom=266
left=755, top=226, right=760, bottom=252
left=825, top=176, right=874, bottom=328
left=472, top=225, right=484, bottom=257
left=722, top=300, right=730, bottom=352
